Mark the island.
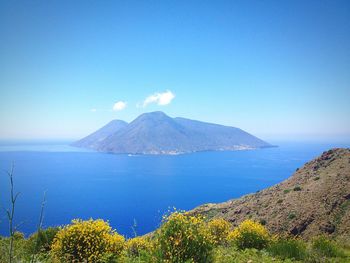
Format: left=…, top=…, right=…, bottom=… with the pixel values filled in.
left=72, top=111, right=273, bottom=155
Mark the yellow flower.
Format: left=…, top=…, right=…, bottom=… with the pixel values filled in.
left=207, top=218, right=231, bottom=245
left=227, top=219, right=270, bottom=249
left=156, top=211, right=214, bottom=262
left=51, top=218, right=125, bottom=262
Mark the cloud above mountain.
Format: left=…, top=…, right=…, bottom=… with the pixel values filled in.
left=142, top=90, right=175, bottom=107
left=92, top=91, right=175, bottom=113
left=113, top=101, right=127, bottom=111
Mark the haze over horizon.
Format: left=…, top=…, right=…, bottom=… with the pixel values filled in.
left=0, top=1, right=349, bottom=141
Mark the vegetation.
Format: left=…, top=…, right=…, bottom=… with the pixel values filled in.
left=267, top=237, right=308, bottom=260
left=25, top=227, right=59, bottom=257
left=227, top=219, right=270, bottom=250
left=155, top=211, right=214, bottom=262
left=207, top=218, right=231, bottom=245
left=125, top=236, right=153, bottom=257
left=288, top=213, right=297, bottom=220
left=51, top=219, right=125, bottom=262
left=0, top=215, right=349, bottom=262
left=5, top=165, right=20, bottom=263
left=311, top=236, right=345, bottom=258
left=293, top=186, right=302, bottom=191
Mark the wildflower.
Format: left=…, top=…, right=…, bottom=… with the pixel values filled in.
left=207, top=218, right=231, bottom=245
left=156, top=211, right=214, bottom=263
left=227, top=219, right=270, bottom=249
left=51, top=218, right=124, bottom=262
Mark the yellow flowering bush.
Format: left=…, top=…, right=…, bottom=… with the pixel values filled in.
left=207, top=218, right=231, bottom=245
left=51, top=219, right=125, bottom=262
left=156, top=211, right=214, bottom=263
left=227, top=219, right=269, bottom=250
left=126, top=236, right=153, bottom=257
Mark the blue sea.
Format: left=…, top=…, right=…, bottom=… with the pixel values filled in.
left=0, top=141, right=349, bottom=237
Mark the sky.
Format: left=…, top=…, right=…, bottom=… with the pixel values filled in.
left=0, top=0, right=349, bottom=141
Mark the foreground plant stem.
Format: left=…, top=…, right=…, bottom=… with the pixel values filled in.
left=6, top=164, right=20, bottom=263
left=31, top=191, right=47, bottom=263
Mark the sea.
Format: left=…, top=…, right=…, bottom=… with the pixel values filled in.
left=0, top=140, right=349, bottom=237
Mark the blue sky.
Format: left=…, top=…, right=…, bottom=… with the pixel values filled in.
left=0, top=0, right=349, bottom=141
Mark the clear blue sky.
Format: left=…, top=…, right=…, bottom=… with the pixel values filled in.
left=0, top=0, right=349, bottom=141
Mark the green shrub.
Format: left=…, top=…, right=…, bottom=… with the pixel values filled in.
left=51, top=219, right=125, bottom=262
left=126, top=236, right=153, bottom=257
left=259, top=219, right=267, bottom=226
left=288, top=213, right=296, bottom=220
left=267, top=237, right=308, bottom=260
left=312, top=236, right=345, bottom=258
left=293, top=186, right=302, bottom=191
left=13, top=232, right=25, bottom=240
left=26, top=227, right=59, bottom=254
left=207, top=218, right=231, bottom=245
left=156, top=211, right=214, bottom=263
left=213, top=246, right=285, bottom=263
left=227, top=219, right=270, bottom=250
left=99, top=252, right=121, bottom=263
left=0, top=233, right=28, bottom=262
left=283, top=189, right=291, bottom=194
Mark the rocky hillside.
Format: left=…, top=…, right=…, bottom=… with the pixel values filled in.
left=192, top=148, right=350, bottom=240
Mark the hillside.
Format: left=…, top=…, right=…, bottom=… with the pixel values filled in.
left=191, top=148, right=350, bottom=240
left=73, top=111, right=272, bottom=154
left=72, top=120, right=128, bottom=149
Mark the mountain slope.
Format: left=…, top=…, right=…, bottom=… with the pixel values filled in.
left=73, top=111, right=272, bottom=154
left=174, top=117, right=269, bottom=149
left=72, top=120, right=128, bottom=149
left=191, top=148, right=350, bottom=239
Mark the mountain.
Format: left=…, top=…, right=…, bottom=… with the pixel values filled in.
left=72, top=120, right=128, bottom=150
left=191, top=148, right=350, bottom=240
left=72, top=111, right=272, bottom=154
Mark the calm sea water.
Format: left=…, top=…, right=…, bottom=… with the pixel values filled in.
left=0, top=141, right=349, bottom=237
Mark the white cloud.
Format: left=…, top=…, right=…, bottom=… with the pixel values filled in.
left=113, top=101, right=127, bottom=111
left=143, top=90, right=175, bottom=107
left=90, top=108, right=97, bottom=112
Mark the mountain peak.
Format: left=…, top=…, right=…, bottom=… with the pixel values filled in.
left=137, top=111, right=170, bottom=119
